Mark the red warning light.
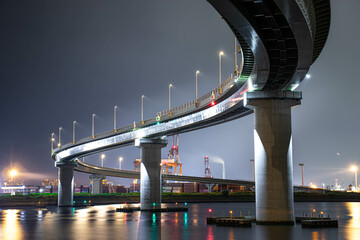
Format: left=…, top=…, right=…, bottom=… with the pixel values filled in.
left=209, top=209, right=212, bottom=213
left=211, top=101, right=216, bottom=106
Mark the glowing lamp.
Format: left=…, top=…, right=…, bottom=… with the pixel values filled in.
left=9, top=170, right=17, bottom=179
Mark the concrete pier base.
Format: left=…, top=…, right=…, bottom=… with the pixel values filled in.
left=135, top=138, right=167, bottom=210
left=205, top=183, right=215, bottom=193
left=90, top=174, right=105, bottom=195
left=245, top=91, right=301, bottom=224
left=56, top=161, right=77, bottom=207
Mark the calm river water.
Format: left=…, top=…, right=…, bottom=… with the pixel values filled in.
left=0, top=202, right=359, bottom=240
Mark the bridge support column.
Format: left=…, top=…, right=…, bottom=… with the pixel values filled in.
left=136, top=138, right=167, bottom=210
left=245, top=91, right=301, bottom=225
left=90, top=174, right=105, bottom=195
left=56, top=161, right=77, bottom=207
left=205, top=183, right=215, bottom=193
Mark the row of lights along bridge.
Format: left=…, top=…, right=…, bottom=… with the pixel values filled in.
left=50, top=48, right=229, bottom=151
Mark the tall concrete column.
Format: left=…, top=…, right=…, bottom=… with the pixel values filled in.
left=135, top=138, right=167, bottom=210
left=90, top=174, right=105, bottom=195
left=56, top=161, right=77, bottom=207
left=245, top=91, right=301, bottom=224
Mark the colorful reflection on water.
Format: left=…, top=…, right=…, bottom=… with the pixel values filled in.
left=0, top=202, right=359, bottom=239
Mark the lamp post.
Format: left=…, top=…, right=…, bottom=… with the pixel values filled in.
left=51, top=133, right=55, bottom=154
left=9, top=170, right=17, bottom=181
left=169, top=84, right=173, bottom=116
left=73, top=121, right=76, bottom=144
left=141, top=95, right=145, bottom=124
left=352, top=166, right=358, bottom=191
left=92, top=114, right=95, bottom=139
left=234, top=37, right=239, bottom=75
left=196, top=70, right=200, bottom=107
left=101, top=154, right=105, bottom=167
left=250, top=159, right=255, bottom=182
left=114, top=106, right=118, bottom=132
left=219, top=51, right=224, bottom=94
left=299, top=163, right=304, bottom=187
left=119, top=157, right=123, bottom=170
left=58, top=127, right=62, bottom=148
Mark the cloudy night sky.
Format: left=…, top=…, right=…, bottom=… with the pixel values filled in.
left=0, top=0, right=359, bottom=188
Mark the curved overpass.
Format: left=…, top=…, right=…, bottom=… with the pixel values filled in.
left=76, top=160, right=254, bottom=186
left=52, top=0, right=330, bottom=163
left=52, top=0, right=330, bottom=222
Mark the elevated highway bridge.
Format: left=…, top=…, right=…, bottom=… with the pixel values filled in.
left=52, top=0, right=330, bottom=224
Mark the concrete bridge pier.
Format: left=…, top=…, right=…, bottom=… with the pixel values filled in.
left=136, top=138, right=167, bottom=210
left=90, top=174, right=105, bottom=194
left=56, top=161, right=77, bottom=207
left=245, top=91, right=301, bottom=225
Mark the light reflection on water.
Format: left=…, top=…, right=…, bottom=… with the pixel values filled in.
left=344, top=202, right=360, bottom=240
left=1, top=210, right=23, bottom=240
left=0, top=202, right=359, bottom=239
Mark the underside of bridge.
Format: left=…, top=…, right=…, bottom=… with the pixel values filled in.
left=51, top=0, right=330, bottom=225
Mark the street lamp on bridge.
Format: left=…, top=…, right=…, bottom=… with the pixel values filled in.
left=51, top=133, right=55, bottom=154
left=234, top=37, right=239, bottom=76
left=101, top=154, right=105, bottom=167
left=119, top=157, right=123, bottom=170
left=92, top=114, right=95, bottom=139
left=219, top=51, right=224, bottom=94
left=114, top=106, right=118, bottom=132
left=196, top=70, right=200, bottom=107
left=141, top=95, right=145, bottom=124
left=169, top=84, right=173, bottom=116
left=73, top=121, right=77, bottom=144
left=58, top=127, right=62, bottom=148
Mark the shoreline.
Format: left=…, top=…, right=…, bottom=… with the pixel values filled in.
left=1, top=192, right=360, bottom=207
left=0, top=192, right=360, bottom=207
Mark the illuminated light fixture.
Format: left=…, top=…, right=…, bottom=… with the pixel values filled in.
left=210, top=101, right=216, bottom=106
left=219, top=51, right=224, bottom=94
left=9, top=170, right=17, bottom=180
left=101, top=154, right=105, bottom=167
left=291, top=83, right=300, bottom=91
left=306, top=74, right=311, bottom=79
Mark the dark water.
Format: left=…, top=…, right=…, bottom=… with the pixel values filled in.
left=0, top=202, right=359, bottom=240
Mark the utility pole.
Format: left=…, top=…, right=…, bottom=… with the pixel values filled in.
left=250, top=159, right=255, bottom=182
left=299, top=163, right=304, bottom=187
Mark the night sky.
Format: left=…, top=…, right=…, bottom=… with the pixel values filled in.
left=0, top=0, right=359, bottom=188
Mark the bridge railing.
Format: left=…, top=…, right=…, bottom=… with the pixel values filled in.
left=56, top=72, right=242, bottom=150
left=156, top=73, right=236, bottom=119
